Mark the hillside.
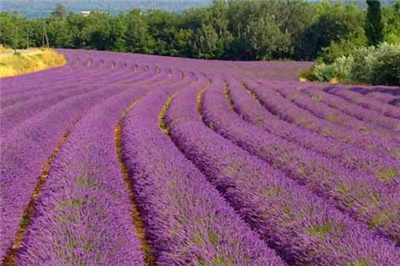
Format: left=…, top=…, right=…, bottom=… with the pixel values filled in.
left=1, top=49, right=399, bottom=265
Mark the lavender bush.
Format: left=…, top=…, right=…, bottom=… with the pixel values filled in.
left=1, top=49, right=399, bottom=265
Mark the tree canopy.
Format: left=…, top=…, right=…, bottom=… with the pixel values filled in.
left=365, top=0, right=385, bottom=46
left=1, top=0, right=399, bottom=61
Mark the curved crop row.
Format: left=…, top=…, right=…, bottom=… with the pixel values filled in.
left=163, top=79, right=400, bottom=266
left=0, top=65, right=148, bottom=107
left=0, top=55, right=92, bottom=91
left=269, top=83, right=400, bottom=143
left=0, top=69, right=180, bottom=262
left=0, top=70, right=155, bottom=137
left=120, top=86, right=285, bottom=265
left=0, top=54, right=139, bottom=94
left=0, top=61, right=113, bottom=93
left=14, top=88, right=148, bottom=266
left=366, top=91, right=399, bottom=104
left=1, top=49, right=399, bottom=266
left=0, top=86, right=128, bottom=262
left=226, top=79, right=400, bottom=184
left=0, top=65, right=74, bottom=88
left=244, top=80, right=400, bottom=161
left=327, top=86, right=400, bottom=120
left=0, top=67, right=156, bottom=116
left=202, top=78, right=400, bottom=244
left=300, top=87, right=400, bottom=134
left=0, top=68, right=157, bottom=132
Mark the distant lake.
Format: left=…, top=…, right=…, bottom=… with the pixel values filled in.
left=0, top=0, right=397, bottom=18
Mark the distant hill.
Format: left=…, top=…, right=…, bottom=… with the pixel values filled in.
left=0, top=0, right=398, bottom=18
left=0, top=0, right=212, bottom=18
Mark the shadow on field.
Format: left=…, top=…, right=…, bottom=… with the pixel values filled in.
left=350, top=86, right=400, bottom=97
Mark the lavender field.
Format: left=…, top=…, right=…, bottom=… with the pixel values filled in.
left=1, top=49, right=400, bottom=266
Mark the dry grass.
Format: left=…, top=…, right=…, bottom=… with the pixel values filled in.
left=0, top=48, right=67, bottom=78
left=0, top=45, right=11, bottom=53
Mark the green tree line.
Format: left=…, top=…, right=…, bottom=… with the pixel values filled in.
left=1, top=0, right=400, bottom=61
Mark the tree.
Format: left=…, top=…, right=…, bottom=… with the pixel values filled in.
left=47, top=19, right=73, bottom=48
left=80, top=12, right=112, bottom=50
left=296, top=2, right=366, bottom=60
left=65, top=13, right=87, bottom=48
left=124, top=10, right=150, bottom=53
left=106, top=16, right=127, bottom=51
left=194, top=24, right=220, bottom=59
left=146, top=10, right=180, bottom=55
left=1, top=0, right=395, bottom=61
left=0, top=12, right=32, bottom=50
left=382, top=0, right=400, bottom=44
left=279, top=0, right=318, bottom=59
left=172, top=28, right=194, bottom=57
left=51, top=3, right=68, bottom=20
left=246, top=17, right=291, bottom=60
left=0, top=13, right=14, bottom=46
left=365, top=0, right=384, bottom=46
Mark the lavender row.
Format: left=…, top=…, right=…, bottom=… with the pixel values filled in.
left=327, top=86, right=400, bottom=120
left=345, top=86, right=400, bottom=105
left=0, top=68, right=148, bottom=109
left=0, top=62, right=152, bottom=97
left=245, top=80, right=400, bottom=161
left=164, top=80, right=400, bottom=265
left=124, top=67, right=170, bottom=88
left=0, top=77, right=160, bottom=262
left=15, top=88, right=148, bottom=266
left=0, top=63, right=135, bottom=99
left=0, top=69, right=184, bottom=262
left=0, top=65, right=88, bottom=95
left=0, top=67, right=151, bottom=113
left=0, top=67, right=117, bottom=104
left=226, top=79, right=400, bottom=190
left=0, top=52, right=138, bottom=93
left=0, top=62, right=75, bottom=88
left=203, top=79, right=400, bottom=244
left=0, top=53, right=86, bottom=91
left=57, top=49, right=312, bottom=81
left=121, top=87, right=285, bottom=265
left=0, top=70, right=158, bottom=137
left=366, top=91, right=400, bottom=104
left=268, top=82, right=400, bottom=143
left=300, top=86, right=400, bottom=134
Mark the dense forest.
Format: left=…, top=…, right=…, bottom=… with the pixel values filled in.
left=1, top=0, right=400, bottom=62
left=1, top=0, right=398, bottom=18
